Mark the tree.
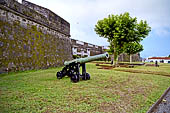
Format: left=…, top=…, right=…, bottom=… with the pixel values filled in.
left=106, top=41, right=124, bottom=63
left=95, top=12, right=151, bottom=66
left=124, top=42, right=143, bottom=63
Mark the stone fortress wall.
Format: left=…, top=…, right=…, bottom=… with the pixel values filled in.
left=0, top=0, right=72, bottom=73
left=71, top=39, right=103, bottom=57
left=71, top=38, right=141, bottom=62
left=118, top=53, right=141, bottom=62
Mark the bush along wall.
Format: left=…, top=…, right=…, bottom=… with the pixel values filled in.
left=0, top=1, right=72, bottom=73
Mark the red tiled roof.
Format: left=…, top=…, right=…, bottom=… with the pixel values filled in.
left=148, top=57, right=170, bottom=60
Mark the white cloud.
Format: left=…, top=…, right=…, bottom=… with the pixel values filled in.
left=23, top=0, right=170, bottom=57
left=27, top=0, right=170, bottom=30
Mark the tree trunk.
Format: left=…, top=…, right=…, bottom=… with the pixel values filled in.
left=130, top=54, right=132, bottom=64
left=116, top=56, right=118, bottom=65
left=113, top=46, right=117, bottom=66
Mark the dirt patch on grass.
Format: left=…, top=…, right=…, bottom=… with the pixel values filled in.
left=91, top=62, right=111, bottom=64
left=97, top=102, right=120, bottom=113
left=96, top=64, right=135, bottom=70
left=95, top=64, right=115, bottom=70
left=97, top=65, right=114, bottom=70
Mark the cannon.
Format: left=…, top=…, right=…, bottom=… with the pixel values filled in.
left=56, top=53, right=109, bottom=82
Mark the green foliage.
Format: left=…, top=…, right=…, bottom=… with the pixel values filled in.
left=123, top=42, right=143, bottom=63
left=95, top=12, right=151, bottom=65
left=124, top=42, right=143, bottom=55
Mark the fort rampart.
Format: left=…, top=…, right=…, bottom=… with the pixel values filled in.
left=0, top=0, right=72, bottom=73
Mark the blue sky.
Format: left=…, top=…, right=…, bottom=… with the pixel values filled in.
left=19, top=0, right=170, bottom=58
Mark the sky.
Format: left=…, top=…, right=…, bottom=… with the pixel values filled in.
left=18, top=0, right=170, bottom=58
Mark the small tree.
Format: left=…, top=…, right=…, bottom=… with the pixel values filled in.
left=95, top=12, right=151, bottom=66
left=124, top=42, right=143, bottom=63
left=106, top=41, right=124, bottom=63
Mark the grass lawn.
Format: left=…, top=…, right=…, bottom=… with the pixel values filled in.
left=0, top=63, right=170, bottom=113
left=114, top=63, right=170, bottom=76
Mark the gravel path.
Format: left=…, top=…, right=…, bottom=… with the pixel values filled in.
left=147, top=87, right=170, bottom=113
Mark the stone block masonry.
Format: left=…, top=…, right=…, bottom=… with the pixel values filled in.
left=0, top=0, right=72, bottom=73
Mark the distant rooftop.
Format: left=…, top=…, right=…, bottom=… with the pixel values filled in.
left=148, top=57, right=170, bottom=60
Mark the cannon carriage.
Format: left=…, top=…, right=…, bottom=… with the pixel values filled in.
left=56, top=53, right=109, bottom=82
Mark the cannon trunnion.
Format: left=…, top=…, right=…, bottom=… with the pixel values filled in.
left=56, top=53, right=109, bottom=83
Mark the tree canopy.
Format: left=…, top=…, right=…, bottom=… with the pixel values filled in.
left=95, top=12, right=151, bottom=65
left=124, top=42, right=143, bottom=63
left=124, top=42, right=143, bottom=55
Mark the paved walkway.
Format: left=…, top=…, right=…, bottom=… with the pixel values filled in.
left=147, top=87, right=170, bottom=113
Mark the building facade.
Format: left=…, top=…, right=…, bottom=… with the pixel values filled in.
left=148, top=57, right=170, bottom=63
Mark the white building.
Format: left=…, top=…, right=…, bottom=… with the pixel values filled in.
left=148, top=57, right=170, bottom=63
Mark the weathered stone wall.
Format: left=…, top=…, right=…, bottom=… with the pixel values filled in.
left=22, top=0, right=70, bottom=35
left=118, top=53, right=141, bottom=62
left=0, top=0, right=72, bottom=73
left=71, top=39, right=103, bottom=57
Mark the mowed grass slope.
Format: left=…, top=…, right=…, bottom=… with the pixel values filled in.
left=0, top=63, right=170, bottom=113
left=115, top=63, right=170, bottom=76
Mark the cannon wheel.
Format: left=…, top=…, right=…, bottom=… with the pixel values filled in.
left=56, top=71, right=63, bottom=79
left=71, top=74, right=80, bottom=83
left=86, top=73, right=90, bottom=80
left=82, top=73, right=90, bottom=80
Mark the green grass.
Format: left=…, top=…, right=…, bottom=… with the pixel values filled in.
left=0, top=63, right=170, bottom=113
left=115, top=63, right=170, bottom=76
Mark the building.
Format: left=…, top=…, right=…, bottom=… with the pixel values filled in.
left=71, top=39, right=104, bottom=57
left=148, top=57, right=170, bottom=63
